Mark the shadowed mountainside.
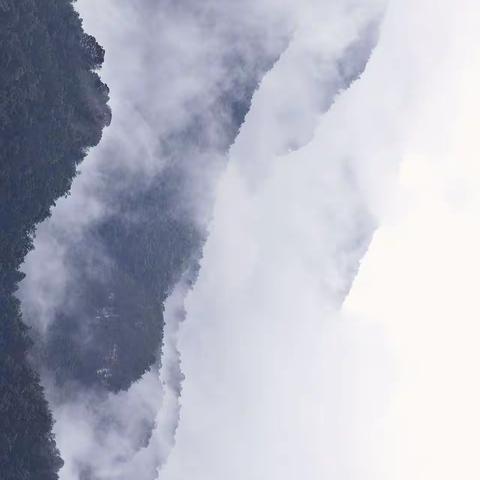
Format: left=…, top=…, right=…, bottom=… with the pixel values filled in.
left=0, top=0, right=110, bottom=477
left=26, top=0, right=289, bottom=394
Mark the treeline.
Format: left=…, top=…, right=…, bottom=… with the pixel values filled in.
left=0, top=0, right=110, bottom=477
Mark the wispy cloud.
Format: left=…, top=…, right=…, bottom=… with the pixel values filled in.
left=18, top=0, right=293, bottom=478
left=158, top=1, right=394, bottom=479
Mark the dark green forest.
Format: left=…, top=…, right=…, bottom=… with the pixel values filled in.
left=42, top=165, right=204, bottom=392
left=34, top=40, right=269, bottom=394
left=0, top=0, right=110, bottom=477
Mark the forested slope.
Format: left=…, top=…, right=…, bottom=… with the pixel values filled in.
left=0, top=0, right=110, bottom=477
left=31, top=1, right=283, bottom=394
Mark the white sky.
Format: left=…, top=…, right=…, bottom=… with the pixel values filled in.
left=345, top=2, right=480, bottom=475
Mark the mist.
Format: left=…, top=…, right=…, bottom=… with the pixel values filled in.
left=20, top=0, right=387, bottom=477
left=19, top=0, right=385, bottom=477
left=20, top=0, right=291, bottom=477
left=159, top=0, right=478, bottom=478
left=13, top=0, right=478, bottom=478
left=159, top=1, right=393, bottom=478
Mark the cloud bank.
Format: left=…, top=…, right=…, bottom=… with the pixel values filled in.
left=158, top=1, right=394, bottom=478
left=159, top=1, right=480, bottom=480
left=20, top=0, right=387, bottom=478
left=17, top=0, right=480, bottom=478
left=162, top=0, right=480, bottom=479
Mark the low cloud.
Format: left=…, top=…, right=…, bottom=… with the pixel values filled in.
left=158, top=1, right=395, bottom=479
left=163, top=0, right=480, bottom=479
left=18, top=0, right=297, bottom=478
left=18, top=0, right=475, bottom=478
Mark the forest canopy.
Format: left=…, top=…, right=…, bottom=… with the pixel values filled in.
left=0, top=0, right=110, bottom=477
